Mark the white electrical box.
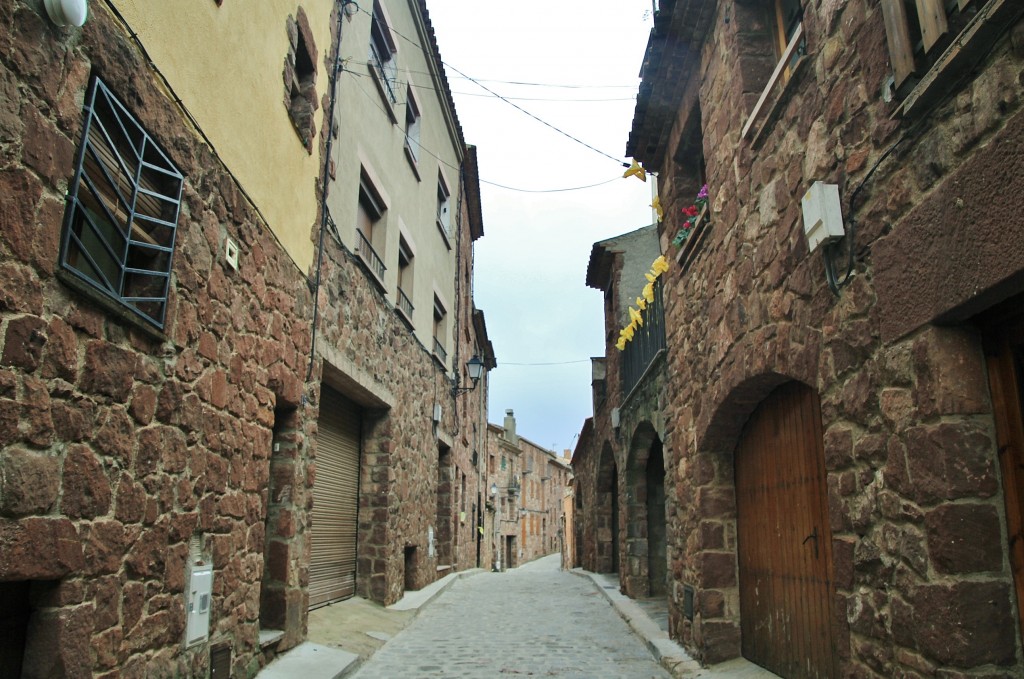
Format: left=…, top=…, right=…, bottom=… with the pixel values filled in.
left=224, top=237, right=240, bottom=271
left=801, top=182, right=844, bottom=253
left=186, top=563, right=213, bottom=647
left=432, top=404, right=442, bottom=423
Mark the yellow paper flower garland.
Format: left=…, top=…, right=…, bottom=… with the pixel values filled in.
left=615, top=255, right=669, bottom=351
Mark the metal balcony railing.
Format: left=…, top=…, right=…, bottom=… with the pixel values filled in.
left=397, top=287, right=414, bottom=320
left=621, top=279, right=666, bottom=397
left=357, top=229, right=385, bottom=283
left=433, top=337, right=448, bottom=364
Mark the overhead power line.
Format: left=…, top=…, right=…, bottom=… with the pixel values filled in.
left=354, top=5, right=630, bottom=167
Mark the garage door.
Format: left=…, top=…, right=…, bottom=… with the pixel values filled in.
left=309, top=387, right=361, bottom=608
left=735, top=381, right=836, bottom=678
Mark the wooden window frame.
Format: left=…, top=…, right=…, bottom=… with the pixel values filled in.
left=882, top=0, right=1021, bottom=118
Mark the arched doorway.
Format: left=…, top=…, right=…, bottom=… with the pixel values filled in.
left=735, top=381, right=836, bottom=678
left=646, top=439, right=667, bottom=597
left=597, top=442, right=619, bottom=573
left=624, top=424, right=667, bottom=599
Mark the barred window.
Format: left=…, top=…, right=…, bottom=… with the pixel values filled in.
left=60, top=77, right=183, bottom=329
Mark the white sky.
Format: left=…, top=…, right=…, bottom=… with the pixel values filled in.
left=426, top=1, right=657, bottom=454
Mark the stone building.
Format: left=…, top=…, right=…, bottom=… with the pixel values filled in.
left=573, top=223, right=672, bottom=606
left=575, top=0, right=1024, bottom=676
left=483, top=411, right=571, bottom=570
left=0, top=0, right=492, bottom=676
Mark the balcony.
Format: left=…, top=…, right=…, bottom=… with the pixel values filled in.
left=356, top=229, right=386, bottom=285
left=433, top=338, right=448, bottom=364
left=397, top=287, right=414, bottom=323
left=621, top=279, right=666, bottom=397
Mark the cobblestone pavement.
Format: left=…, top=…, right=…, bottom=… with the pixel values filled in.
left=348, top=555, right=672, bottom=679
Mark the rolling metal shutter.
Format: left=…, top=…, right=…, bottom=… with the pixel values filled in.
left=309, top=387, right=361, bottom=609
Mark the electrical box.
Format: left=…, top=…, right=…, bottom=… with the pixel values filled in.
left=432, top=404, right=442, bottom=423
left=801, top=182, right=844, bottom=253
left=224, top=237, right=239, bottom=271
left=186, top=563, right=213, bottom=647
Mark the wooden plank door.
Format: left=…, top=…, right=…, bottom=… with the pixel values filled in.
left=984, top=310, right=1024, bottom=650
left=735, top=382, right=837, bottom=678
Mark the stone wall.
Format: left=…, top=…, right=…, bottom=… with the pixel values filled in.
left=639, top=0, right=1024, bottom=673
left=0, top=2, right=487, bottom=676
left=0, top=3, right=317, bottom=675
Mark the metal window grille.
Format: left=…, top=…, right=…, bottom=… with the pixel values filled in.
left=60, top=77, right=183, bottom=330
left=356, top=228, right=386, bottom=282
left=620, top=279, right=666, bottom=396
left=397, top=287, right=414, bottom=319
left=433, top=337, right=448, bottom=363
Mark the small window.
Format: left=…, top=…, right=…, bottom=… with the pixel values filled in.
left=356, top=175, right=386, bottom=284
left=436, top=172, right=451, bottom=241
left=284, top=8, right=318, bottom=152
left=501, top=456, right=507, bottom=471
left=59, top=77, right=183, bottom=330
left=369, top=1, right=399, bottom=109
left=404, top=88, right=421, bottom=167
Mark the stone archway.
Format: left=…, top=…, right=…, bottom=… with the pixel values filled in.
left=596, top=442, right=619, bottom=573
left=623, top=422, right=666, bottom=599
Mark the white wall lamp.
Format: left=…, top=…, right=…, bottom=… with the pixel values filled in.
left=44, top=0, right=88, bottom=27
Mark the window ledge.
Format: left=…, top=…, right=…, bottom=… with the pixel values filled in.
left=56, top=268, right=169, bottom=343
left=747, top=56, right=810, bottom=150
left=674, top=203, right=713, bottom=274
left=436, top=221, right=452, bottom=250
left=369, top=65, right=398, bottom=124
left=404, top=144, right=422, bottom=180
left=396, top=303, right=414, bottom=330
left=742, top=21, right=807, bottom=147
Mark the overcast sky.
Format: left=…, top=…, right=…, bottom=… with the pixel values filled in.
left=425, top=1, right=657, bottom=453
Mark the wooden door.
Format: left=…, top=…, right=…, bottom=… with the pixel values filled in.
left=735, top=382, right=837, bottom=678
left=309, top=387, right=361, bottom=608
left=984, top=309, right=1024, bottom=649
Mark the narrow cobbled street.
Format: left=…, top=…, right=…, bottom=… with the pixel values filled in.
left=348, top=555, right=671, bottom=679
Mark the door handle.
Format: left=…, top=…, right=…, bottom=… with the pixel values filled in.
left=802, top=526, right=819, bottom=559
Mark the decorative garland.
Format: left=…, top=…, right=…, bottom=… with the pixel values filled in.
left=615, top=255, right=669, bottom=351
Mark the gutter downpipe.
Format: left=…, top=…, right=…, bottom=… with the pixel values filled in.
left=307, top=0, right=350, bottom=383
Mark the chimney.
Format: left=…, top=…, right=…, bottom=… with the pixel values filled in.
left=503, top=409, right=518, bottom=445
left=563, top=449, right=571, bottom=460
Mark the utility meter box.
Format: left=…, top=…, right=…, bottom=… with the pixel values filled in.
left=185, top=563, right=213, bottom=647
left=801, top=182, right=844, bottom=253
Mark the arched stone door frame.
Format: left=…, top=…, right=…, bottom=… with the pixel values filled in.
left=623, top=421, right=667, bottom=599
left=596, top=441, right=619, bottom=573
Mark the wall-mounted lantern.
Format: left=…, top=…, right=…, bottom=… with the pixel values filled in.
left=452, top=355, right=485, bottom=395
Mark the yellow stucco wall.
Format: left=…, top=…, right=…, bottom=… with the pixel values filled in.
left=110, top=0, right=333, bottom=274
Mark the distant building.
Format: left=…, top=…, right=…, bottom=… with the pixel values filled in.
left=484, top=411, right=572, bottom=570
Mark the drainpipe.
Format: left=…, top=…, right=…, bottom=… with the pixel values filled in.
left=306, top=0, right=351, bottom=383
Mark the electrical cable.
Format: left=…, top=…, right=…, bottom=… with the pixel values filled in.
left=354, top=5, right=630, bottom=167
left=344, top=68, right=626, bottom=194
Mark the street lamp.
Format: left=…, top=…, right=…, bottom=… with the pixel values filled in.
left=452, top=355, right=485, bottom=395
